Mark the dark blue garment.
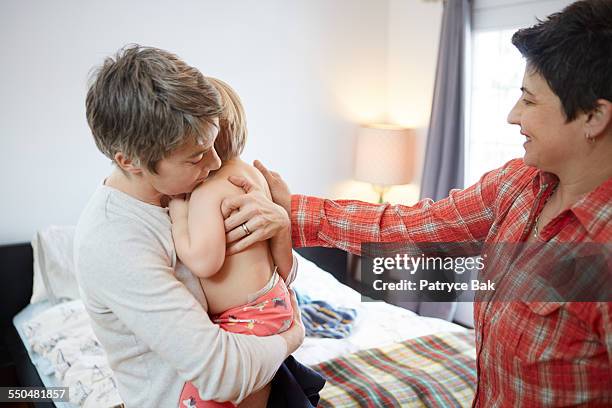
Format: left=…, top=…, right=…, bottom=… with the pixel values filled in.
left=267, top=355, right=326, bottom=408
left=296, top=290, right=358, bottom=339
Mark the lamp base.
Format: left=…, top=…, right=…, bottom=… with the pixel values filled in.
left=372, top=184, right=390, bottom=204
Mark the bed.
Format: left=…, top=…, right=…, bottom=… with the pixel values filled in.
left=1, top=226, right=476, bottom=408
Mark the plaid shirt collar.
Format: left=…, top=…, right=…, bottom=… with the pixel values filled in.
left=532, top=168, right=612, bottom=238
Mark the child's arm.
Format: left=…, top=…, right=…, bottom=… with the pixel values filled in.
left=169, top=180, right=230, bottom=278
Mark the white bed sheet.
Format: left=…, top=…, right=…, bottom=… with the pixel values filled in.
left=291, top=253, right=466, bottom=365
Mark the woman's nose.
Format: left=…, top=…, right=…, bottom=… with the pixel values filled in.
left=207, top=148, right=222, bottom=171
left=507, top=101, right=521, bottom=125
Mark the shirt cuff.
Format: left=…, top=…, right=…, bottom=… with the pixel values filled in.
left=291, top=194, right=325, bottom=247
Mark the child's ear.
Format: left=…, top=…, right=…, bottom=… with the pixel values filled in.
left=114, top=152, right=143, bottom=175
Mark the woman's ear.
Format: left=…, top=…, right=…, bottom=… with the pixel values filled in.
left=585, top=99, right=612, bottom=139
left=114, top=152, right=143, bottom=175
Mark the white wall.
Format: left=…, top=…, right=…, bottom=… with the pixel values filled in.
left=329, top=0, right=444, bottom=203
left=388, top=0, right=442, bottom=130
left=1, top=0, right=399, bottom=244
left=387, top=0, right=443, bottom=188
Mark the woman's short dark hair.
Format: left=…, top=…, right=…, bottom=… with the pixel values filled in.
left=512, top=0, right=612, bottom=121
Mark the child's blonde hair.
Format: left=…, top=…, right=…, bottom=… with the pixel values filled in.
left=207, top=77, right=247, bottom=161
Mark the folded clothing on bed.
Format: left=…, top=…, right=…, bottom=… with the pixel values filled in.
left=296, top=290, right=357, bottom=339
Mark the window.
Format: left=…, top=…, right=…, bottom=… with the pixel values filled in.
left=465, top=0, right=573, bottom=186
left=465, top=28, right=524, bottom=186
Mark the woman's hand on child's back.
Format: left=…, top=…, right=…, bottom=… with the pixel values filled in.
left=253, top=160, right=291, bottom=215
left=222, top=180, right=290, bottom=255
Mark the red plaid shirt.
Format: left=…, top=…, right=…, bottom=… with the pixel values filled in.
left=291, top=158, right=612, bottom=407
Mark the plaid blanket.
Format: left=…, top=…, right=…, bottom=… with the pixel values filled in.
left=311, top=331, right=476, bottom=408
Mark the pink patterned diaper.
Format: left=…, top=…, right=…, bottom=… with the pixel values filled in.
left=179, top=275, right=293, bottom=407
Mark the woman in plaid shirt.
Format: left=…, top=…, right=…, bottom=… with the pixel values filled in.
left=221, top=0, right=612, bottom=406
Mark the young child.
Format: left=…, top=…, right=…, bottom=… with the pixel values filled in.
left=168, top=78, right=297, bottom=408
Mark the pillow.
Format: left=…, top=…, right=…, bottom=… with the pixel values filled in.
left=30, top=225, right=79, bottom=304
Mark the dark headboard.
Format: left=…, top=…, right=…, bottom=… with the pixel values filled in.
left=295, top=247, right=348, bottom=283
left=0, top=243, right=33, bottom=330
left=0, top=242, right=45, bottom=396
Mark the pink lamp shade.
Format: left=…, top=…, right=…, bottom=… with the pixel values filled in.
left=354, top=124, right=416, bottom=186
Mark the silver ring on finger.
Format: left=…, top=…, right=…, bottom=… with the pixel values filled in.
left=241, top=222, right=251, bottom=236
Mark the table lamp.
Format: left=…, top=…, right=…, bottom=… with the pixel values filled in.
left=354, top=124, right=415, bottom=203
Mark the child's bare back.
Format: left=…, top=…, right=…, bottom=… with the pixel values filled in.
left=170, top=157, right=292, bottom=407
left=195, top=158, right=277, bottom=314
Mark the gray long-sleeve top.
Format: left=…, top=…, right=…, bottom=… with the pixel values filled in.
left=74, top=185, right=287, bottom=407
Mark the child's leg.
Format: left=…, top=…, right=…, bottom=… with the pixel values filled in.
left=179, top=382, right=236, bottom=408
left=178, top=382, right=270, bottom=408
left=236, top=385, right=270, bottom=408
